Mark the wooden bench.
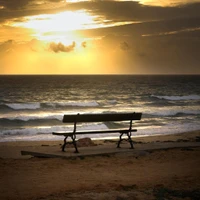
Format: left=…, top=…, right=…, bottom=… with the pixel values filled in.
left=52, top=112, right=142, bottom=153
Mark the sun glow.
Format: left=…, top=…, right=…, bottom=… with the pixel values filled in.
left=11, top=10, right=135, bottom=44
left=16, top=11, right=96, bottom=32
left=12, top=10, right=97, bottom=44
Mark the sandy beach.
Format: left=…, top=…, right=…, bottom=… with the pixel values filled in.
left=0, top=131, right=200, bottom=200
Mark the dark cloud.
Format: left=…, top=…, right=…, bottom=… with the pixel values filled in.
left=120, top=41, right=130, bottom=51
left=0, top=0, right=64, bottom=10
left=81, top=41, right=87, bottom=48
left=0, top=39, right=45, bottom=54
left=0, top=39, right=76, bottom=54
left=76, top=16, right=200, bottom=41
left=0, top=0, right=29, bottom=10
left=48, top=0, right=63, bottom=2
left=0, top=0, right=66, bottom=23
left=49, top=41, right=76, bottom=53
left=67, top=2, right=200, bottom=44
left=0, top=40, right=15, bottom=52
left=1, top=0, right=200, bottom=36
left=67, top=1, right=200, bottom=22
left=1, top=1, right=200, bottom=23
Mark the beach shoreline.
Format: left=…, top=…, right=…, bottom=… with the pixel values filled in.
left=0, top=130, right=200, bottom=159
left=0, top=130, right=200, bottom=200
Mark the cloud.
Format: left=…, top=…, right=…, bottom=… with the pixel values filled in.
left=0, top=0, right=65, bottom=10
left=81, top=41, right=87, bottom=48
left=67, top=1, right=200, bottom=22
left=1, top=1, right=200, bottom=23
left=120, top=41, right=130, bottom=51
left=0, top=0, right=29, bottom=10
left=0, top=39, right=78, bottom=54
left=0, top=1, right=200, bottom=74
left=0, top=39, right=46, bottom=54
left=142, top=27, right=200, bottom=37
left=1, top=1, right=200, bottom=32
left=49, top=41, right=76, bottom=53
left=136, top=0, right=200, bottom=7
left=28, top=39, right=45, bottom=52
left=0, top=40, right=15, bottom=52
left=0, top=0, right=67, bottom=23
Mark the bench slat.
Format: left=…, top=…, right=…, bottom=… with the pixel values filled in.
left=52, top=128, right=137, bottom=136
left=63, top=112, right=142, bottom=123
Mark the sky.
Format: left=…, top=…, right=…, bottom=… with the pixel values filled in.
left=0, top=0, right=200, bottom=74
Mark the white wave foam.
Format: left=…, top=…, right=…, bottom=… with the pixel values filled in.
left=1, top=113, right=63, bottom=121
left=137, top=122, right=200, bottom=137
left=107, top=100, right=117, bottom=104
left=149, top=109, right=200, bottom=116
left=6, top=103, right=40, bottom=110
left=151, top=94, right=200, bottom=101
left=5, top=101, right=99, bottom=110
left=62, top=101, right=99, bottom=107
left=1, top=122, right=200, bottom=142
left=47, top=101, right=99, bottom=107
left=0, top=123, right=108, bottom=140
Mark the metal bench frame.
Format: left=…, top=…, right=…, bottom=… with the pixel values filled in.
left=53, top=112, right=142, bottom=153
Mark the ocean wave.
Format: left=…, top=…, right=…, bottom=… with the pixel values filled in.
left=0, top=114, right=63, bottom=121
left=0, top=118, right=63, bottom=127
left=0, top=123, right=108, bottom=137
left=144, top=110, right=200, bottom=117
left=107, top=100, right=117, bottom=104
left=1, top=122, right=200, bottom=142
left=45, top=101, right=99, bottom=107
left=3, top=101, right=100, bottom=111
left=6, top=103, right=41, bottom=110
left=151, top=94, right=200, bottom=101
left=0, top=126, right=64, bottom=136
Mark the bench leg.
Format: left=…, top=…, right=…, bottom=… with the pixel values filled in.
left=117, top=132, right=134, bottom=149
left=62, top=135, right=79, bottom=153
left=127, top=132, right=134, bottom=149
left=62, top=136, right=68, bottom=152
left=71, top=134, right=79, bottom=153
left=117, top=132, right=123, bottom=148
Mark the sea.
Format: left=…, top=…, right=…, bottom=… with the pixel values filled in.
left=0, top=75, right=200, bottom=142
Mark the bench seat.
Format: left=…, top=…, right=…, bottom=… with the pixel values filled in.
left=52, top=128, right=137, bottom=136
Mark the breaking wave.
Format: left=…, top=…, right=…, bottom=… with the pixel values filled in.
left=3, top=101, right=100, bottom=111
left=5, top=103, right=40, bottom=110
left=151, top=94, right=200, bottom=101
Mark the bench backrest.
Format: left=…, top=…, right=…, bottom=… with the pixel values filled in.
left=62, top=112, right=142, bottom=123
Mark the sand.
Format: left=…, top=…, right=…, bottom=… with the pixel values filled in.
left=0, top=131, right=200, bottom=200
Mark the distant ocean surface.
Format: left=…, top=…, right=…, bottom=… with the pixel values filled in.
left=0, top=75, right=200, bottom=142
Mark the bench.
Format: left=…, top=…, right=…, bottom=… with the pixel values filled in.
left=52, top=112, right=142, bottom=153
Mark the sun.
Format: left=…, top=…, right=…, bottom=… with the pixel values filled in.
left=12, top=10, right=96, bottom=44
left=18, top=11, right=95, bottom=32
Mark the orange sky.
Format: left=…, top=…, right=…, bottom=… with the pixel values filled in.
left=0, top=0, right=200, bottom=74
